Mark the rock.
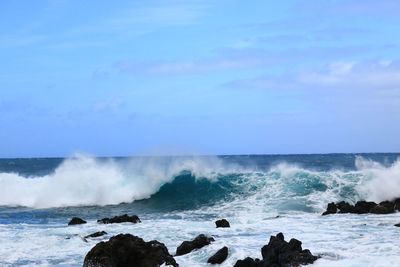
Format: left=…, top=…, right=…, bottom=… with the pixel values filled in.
left=323, top=199, right=398, bottom=216
left=394, top=223, right=400, bottom=227
left=207, top=246, right=228, bottom=264
left=261, top=233, right=318, bottom=266
left=393, top=198, right=400, bottom=211
left=68, top=217, right=87, bottom=225
left=276, top=232, right=284, bottom=241
left=233, top=257, right=262, bottom=267
left=97, top=214, right=141, bottom=224
left=322, top=202, right=337, bottom=215
left=215, top=219, right=230, bottom=228
left=337, top=201, right=354, bottom=213
left=353, top=201, right=377, bottom=214
left=175, top=234, right=215, bottom=256
left=85, top=231, right=107, bottom=239
left=378, top=201, right=395, bottom=213
left=370, top=205, right=393, bottom=214
left=83, top=233, right=178, bottom=267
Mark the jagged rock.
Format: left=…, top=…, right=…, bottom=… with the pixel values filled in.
left=322, top=202, right=337, bottom=215
left=234, top=233, right=318, bottom=267
left=85, top=231, right=107, bottom=239
left=175, top=234, right=215, bottom=256
left=215, top=219, right=230, bottom=228
left=83, top=234, right=178, bottom=267
left=261, top=233, right=318, bottom=266
left=322, top=199, right=398, bottom=215
left=233, top=257, right=261, bottom=267
left=68, top=217, right=87, bottom=225
left=97, top=214, right=141, bottom=224
left=207, top=246, right=228, bottom=264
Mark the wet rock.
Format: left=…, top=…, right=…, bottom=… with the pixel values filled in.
left=322, top=202, right=337, bottom=215
left=337, top=201, right=355, bottom=213
left=97, top=214, right=141, bottom=224
left=353, top=201, right=377, bottom=214
left=85, top=231, right=107, bottom=239
left=322, top=199, right=398, bottom=215
left=83, top=233, right=178, bottom=267
left=207, top=246, right=228, bottom=264
left=68, top=217, right=87, bottom=225
left=215, top=219, right=230, bottom=228
left=261, top=233, right=318, bottom=266
left=175, top=234, right=215, bottom=256
left=370, top=205, right=392, bottom=214
left=394, top=198, right=400, bottom=211
left=378, top=201, right=395, bottom=213
left=233, top=257, right=261, bottom=267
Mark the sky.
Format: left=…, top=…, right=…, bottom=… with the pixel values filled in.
left=1, top=0, right=400, bottom=157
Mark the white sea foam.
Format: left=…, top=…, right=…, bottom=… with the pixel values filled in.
left=0, top=154, right=232, bottom=208
left=355, top=156, right=400, bottom=202
left=0, top=155, right=399, bottom=209
left=1, top=212, right=400, bottom=266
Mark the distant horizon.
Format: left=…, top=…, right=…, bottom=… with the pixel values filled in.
left=1, top=151, right=399, bottom=160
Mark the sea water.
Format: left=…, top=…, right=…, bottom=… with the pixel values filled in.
left=0, top=154, right=399, bottom=266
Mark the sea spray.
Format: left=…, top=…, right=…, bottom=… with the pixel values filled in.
left=0, top=154, right=399, bottom=211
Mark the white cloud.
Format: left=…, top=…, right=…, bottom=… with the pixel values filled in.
left=298, top=60, right=400, bottom=89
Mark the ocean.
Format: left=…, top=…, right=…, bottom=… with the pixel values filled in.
left=0, top=153, right=399, bottom=266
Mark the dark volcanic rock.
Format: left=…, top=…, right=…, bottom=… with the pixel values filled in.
left=83, top=233, right=178, bottom=267
left=97, top=214, right=141, bottom=224
left=370, top=204, right=392, bottom=214
left=378, top=201, right=395, bottom=213
left=337, top=201, right=355, bottom=213
left=322, top=202, right=337, bottom=215
left=235, top=233, right=318, bottom=267
left=394, top=198, right=400, bottom=211
left=215, top=219, right=230, bottom=228
left=353, top=201, right=377, bottom=214
left=68, top=217, right=87, bottom=225
left=261, top=233, right=318, bottom=267
left=233, top=257, right=261, bottom=267
left=322, top=199, right=400, bottom=215
left=207, top=246, right=228, bottom=264
left=85, top=231, right=107, bottom=239
left=175, top=234, right=215, bottom=256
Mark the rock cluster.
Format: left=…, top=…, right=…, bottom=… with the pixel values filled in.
left=234, top=233, right=318, bottom=267
left=83, top=234, right=178, bottom=267
left=97, top=214, right=141, bottom=224
left=322, top=200, right=400, bottom=215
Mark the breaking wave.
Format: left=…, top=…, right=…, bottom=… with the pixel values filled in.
left=0, top=155, right=399, bottom=211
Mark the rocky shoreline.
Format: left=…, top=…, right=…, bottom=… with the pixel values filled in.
left=322, top=199, right=400, bottom=215
left=68, top=198, right=400, bottom=266
left=69, top=215, right=320, bottom=267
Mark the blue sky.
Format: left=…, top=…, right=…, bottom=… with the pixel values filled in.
left=1, top=0, right=400, bottom=157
